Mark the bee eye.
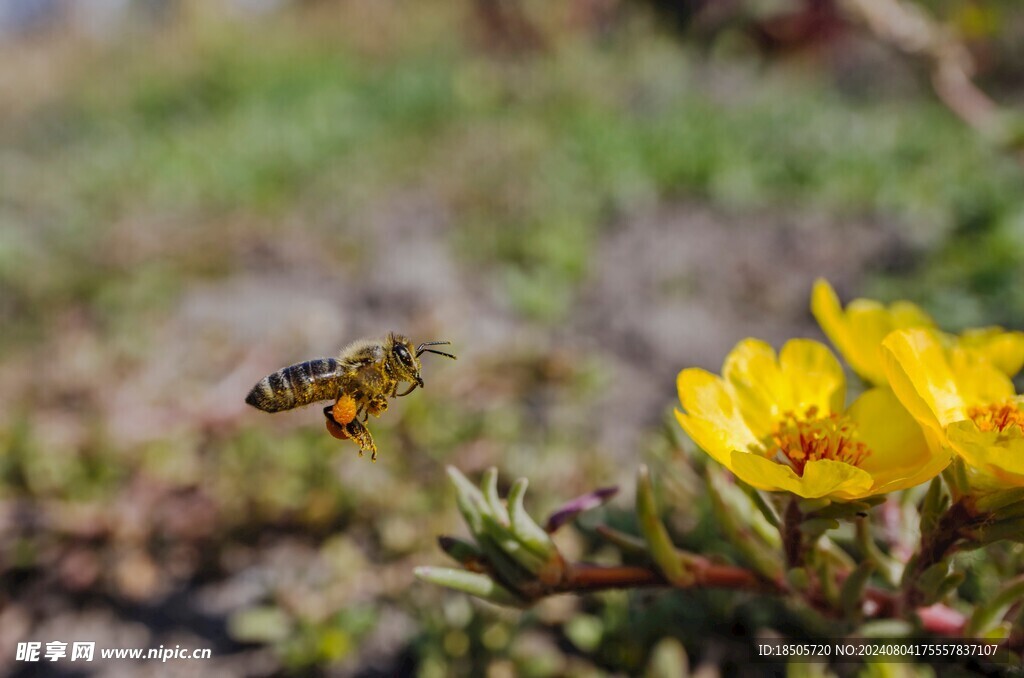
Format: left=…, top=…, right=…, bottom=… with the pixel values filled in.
left=396, top=345, right=412, bottom=366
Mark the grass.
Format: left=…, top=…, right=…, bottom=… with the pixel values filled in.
left=4, top=3, right=1024, bottom=337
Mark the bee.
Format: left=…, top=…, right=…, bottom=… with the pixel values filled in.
left=245, top=333, right=456, bottom=461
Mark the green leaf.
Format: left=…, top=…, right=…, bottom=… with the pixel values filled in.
left=480, top=512, right=546, bottom=574
left=817, top=551, right=839, bottom=609
left=974, top=487, right=1024, bottom=513
left=414, top=567, right=523, bottom=607
left=797, top=497, right=832, bottom=514
left=966, top=574, right=1024, bottom=636
left=919, top=476, right=948, bottom=535
left=855, top=516, right=900, bottom=587
left=447, top=466, right=489, bottom=535
left=594, top=525, right=649, bottom=556
left=985, top=500, right=1024, bottom=522
left=636, top=465, right=690, bottom=585
left=818, top=538, right=856, bottom=573
left=974, top=516, right=1024, bottom=545
left=482, top=467, right=510, bottom=526
left=807, top=501, right=875, bottom=520
left=507, top=478, right=557, bottom=560
left=935, top=571, right=965, bottom=600
left=473, top=532, right=539, bottom=590
left=840, top=560, right=876, bottom=618
left=916, top=561, right=951, bottom=601
left=707, top=466, right=783, bottom=580
left=942, top=460, right=970, bottom=501
left=739, top=483, right=781, bottom=529
left=438, top=536, right=484, bottom=566
left=798, top=517, right=839, bottom=537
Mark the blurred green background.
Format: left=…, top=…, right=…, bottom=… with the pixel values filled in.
left=1, top=0, right=1023, bottom=675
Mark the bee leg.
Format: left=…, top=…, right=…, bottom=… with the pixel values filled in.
left=344, top=419, right=378, bottom=461
left=345, top=418, right=364, bottom=456
left=366, top=394, right=389, bottom=418
left=395, top=382, right=418, bottom=397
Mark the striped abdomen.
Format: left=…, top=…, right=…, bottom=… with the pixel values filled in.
left=246, top=358, right=342, bottom=413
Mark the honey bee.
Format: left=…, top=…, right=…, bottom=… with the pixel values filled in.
left=245, top=333, right=456, bottom=460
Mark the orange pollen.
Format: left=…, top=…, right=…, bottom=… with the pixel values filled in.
left=332, top=394, right=358, bottom=426
left=967, top=402, right=1024, bottom=434
left=759, top=406, right=871, bottom=477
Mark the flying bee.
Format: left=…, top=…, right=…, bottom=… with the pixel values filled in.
left=245, top=333, right=456, bottom=461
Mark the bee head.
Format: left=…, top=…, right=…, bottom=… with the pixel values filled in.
left=387, top=333, right=424, bottom=386
left=387, top=333, right=456, bottom=395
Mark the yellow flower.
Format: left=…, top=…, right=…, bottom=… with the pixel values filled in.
left=676, top=338, right=946, bottom=501
left=812, top=279, right=1024, bottom=385
left=957, top=327, right=1024, bottom=377
left=811, top=279, right=935, bottom=385
left=883, top=328, right=1024, bottom=490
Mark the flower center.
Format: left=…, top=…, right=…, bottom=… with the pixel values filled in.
left=968, top=402, right=1024, bottom=435
left=759, top=406, right=871, bottom=476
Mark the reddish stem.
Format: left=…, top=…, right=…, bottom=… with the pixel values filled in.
left=783, top=498, right=805, bottom=568
left=556, top=561, right=963, bottom=634
left=561, top=560, right=781, bottom=595
left=905, top=500, right=981, bottom=608
left=561, top=564, right=665, bottom=591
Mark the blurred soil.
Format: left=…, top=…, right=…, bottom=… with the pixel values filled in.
left=0, top=194, right=909, bottom=676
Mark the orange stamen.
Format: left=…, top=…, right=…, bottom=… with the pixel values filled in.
left=758, top=406, right=871, bottom=476
left=968, top=402, right=1024, bottom=435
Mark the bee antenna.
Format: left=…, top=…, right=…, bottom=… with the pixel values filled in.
left=421, top=349, right=457, bottom=360
left=416, top=341, right=456, bottom=360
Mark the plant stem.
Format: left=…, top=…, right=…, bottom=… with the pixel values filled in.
left=558, top=561, right=781, bottom=595
left=783, top=497, right=805, bottom=568
left=918, top=501, right=969, bottom=571
left=904, top=498, right=976, bottom=607
left=548, top=561, right=963, bottom=633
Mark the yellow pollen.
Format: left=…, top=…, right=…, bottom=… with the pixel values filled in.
left=759, top=406, right=871, bottom=476
left=968, top=402, right=1024, bottom=434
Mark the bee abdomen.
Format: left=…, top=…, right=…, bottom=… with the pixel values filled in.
left=246, top=358, right=341, bottom=413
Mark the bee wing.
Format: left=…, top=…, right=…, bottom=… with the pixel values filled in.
left=338, top=340, right=386, bottom=370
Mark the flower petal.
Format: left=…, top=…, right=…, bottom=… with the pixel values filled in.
left=721, top=338, right=844, bottom=437
left=948, top=347, right=1016, bottom=405
left=882, top=329, right=966, bottom=433
left=848, top=387, right=948, bottom=492
left=779, top=338, right=846, bottom=415
left=722, top=339, right=790, bottom=438
left=812, top=279, right=872, bottom=380
left=869, top=449, right=952, bottom=496
left=729, top=451, right=874, bottom=500
left=888, top=301, right=935, bottom=329
left=676, top=368, right=759, bottom=467
left=948, top=421, right=1024, bottom=487
left=811, top=279, right=933, bottom=386
left=958, top=327, right=1024, bottom=377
